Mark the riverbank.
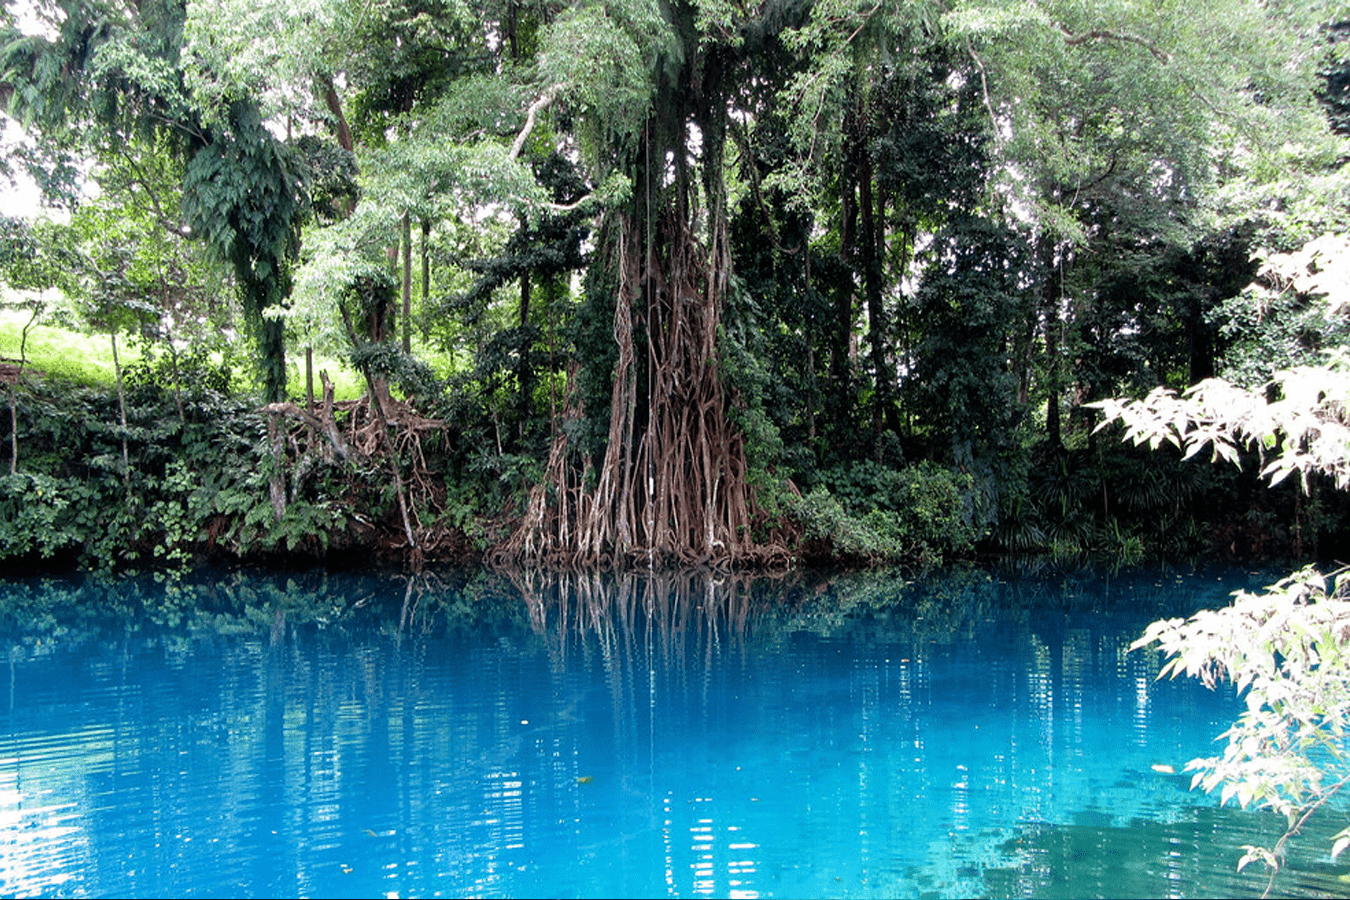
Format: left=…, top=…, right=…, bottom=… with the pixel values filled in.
left=3, top=370, right=1345, bottom=578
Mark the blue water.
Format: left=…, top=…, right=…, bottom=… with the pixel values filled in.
left=0, top=566, right=1344, bottom=898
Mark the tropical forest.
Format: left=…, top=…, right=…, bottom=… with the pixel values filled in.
left=3, top=0, right=1350, bottom=897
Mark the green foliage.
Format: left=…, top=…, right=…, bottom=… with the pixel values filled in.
left=350, top=339, right=440, bottom=398
left=0, top=216, right=83, bottom=297
left=294, top=134, right=359, bottom=226
left=182, top=0, right=361, bottom=125
left=1134, top=568, right=1350, bottom=883
left=1212, top=235, right=1350, bottom=388
left=2, top=0, right=1346, bottom=574
left=363, top=138, right=548, bottom=223
left=1103, top=295, right=1350, bottom=879
left=791, top=460, right=982, bottom=566
left=536, top=0, right=674, bottom=166
left=123, top=343, right=236, bottom=403
left=909, top=216, right=1032, bottom=457
left=468, top=447, right=545, bottom=513
left=0, top=472, right=89, bottom=558
left=1, top=0, right=321, bottom=404
left=0, top=375, right=364, bottom=570
left=1095, top=353, right=1350, bottom=494
left=438, top=478, right=491, bottom=550
left=182, top=99, right=309, bottom=401
left=790, top=485, right=895, bottom=564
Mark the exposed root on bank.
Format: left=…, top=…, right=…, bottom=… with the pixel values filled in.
left=493, top=212, right=795, bottom=570
left=264, top=374, right=457, bottom=566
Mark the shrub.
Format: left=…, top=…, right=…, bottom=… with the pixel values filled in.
left=790, top=461, right=982, bottom=566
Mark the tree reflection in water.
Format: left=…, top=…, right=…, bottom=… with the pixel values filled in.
left=2, top=565, right=1345, bottom=897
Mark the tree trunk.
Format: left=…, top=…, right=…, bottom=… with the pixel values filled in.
left=858, top=144, right=896, bottom=439
left=833, top=121, right=858, bottom=412
left=305, top=346, right=315, bottom=411
left=421, top=219, right=431, bottom=315
left=517, top=270, right=533, bottom=437
left=7, top=386, right=16, bottom=477
left=1045, top=320, right=1061, bottom=447
left=267, top=411, right=287, bottom=522
left=1185, top=296, right=1216, bottom=385
left=260, top=315, right=287, bottom=404
left=401, top=211, right=412, bottom=354
left=1041, top=239, right=1065, bottom=448
left=319, top=73, right=354, bottom=155
left=806, top=342, right=817, bottom=442
left=492, top=14, right=797, bottom=568
left=1013, top=309, right=1036, bottom=406
left=7, top=305, right=38, bottom=476
left=497, top=136, right=776, bottom=567
left=499, top=210, right=763, bottom=568
left=110, top=330, right=132, bottom=501
left=506, top=0, right=519, bottom=60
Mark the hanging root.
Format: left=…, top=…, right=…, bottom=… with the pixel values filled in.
left=493, top=211, right=794, bottom=570
left=264, top=378, right=454, bottom=566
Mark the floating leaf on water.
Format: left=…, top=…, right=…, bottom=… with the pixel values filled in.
left=577, top=775, right=593, bottom=784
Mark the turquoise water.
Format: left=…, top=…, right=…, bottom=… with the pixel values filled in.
left=0, top=566, right=1345, bottom=898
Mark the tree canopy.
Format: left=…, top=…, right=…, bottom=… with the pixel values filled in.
left=1, top=0, right=1348, bottom=569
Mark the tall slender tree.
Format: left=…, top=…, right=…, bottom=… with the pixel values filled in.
left=1, top=0, right=308, bottom=401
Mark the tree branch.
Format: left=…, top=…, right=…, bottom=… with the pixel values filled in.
left=727, top=111, right=798, bottom=255
left=510, top=84, right=562, bottom=160
left=966, top=40, right=1000, bottom=143
left=1058, top=25, right=1172, bottom=63
left=543, top=194, right=593, bottom=213
left=317, top=72, right=353, bottom=153
left=1261, top=773, right=1350, bottom=899
left=114, top=146, right=191, bottom=238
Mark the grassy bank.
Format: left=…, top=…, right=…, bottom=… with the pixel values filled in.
left=1, top=308, right=366, bottom=399
left=0, top=308, right=143, bottom=386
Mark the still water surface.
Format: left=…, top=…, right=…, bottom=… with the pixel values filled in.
left=0, top=565, right=1346, bottom=898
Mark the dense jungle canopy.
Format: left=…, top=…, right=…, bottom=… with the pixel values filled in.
left=2, top=0, right=1350, bottom=571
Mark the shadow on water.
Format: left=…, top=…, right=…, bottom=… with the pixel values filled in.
left=978, top=805, right=1350, bottom=900
left=0, top=563, right=1343, bottom=898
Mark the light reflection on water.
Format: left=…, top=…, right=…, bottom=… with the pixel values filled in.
left=0, top=566, right=1345, bottom=898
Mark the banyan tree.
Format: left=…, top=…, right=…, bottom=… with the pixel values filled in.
left=494, top=0, right=818, bottom=568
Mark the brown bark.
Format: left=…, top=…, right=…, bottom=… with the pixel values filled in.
left=1046, top=319, right=1061, bottom=447
left=421, top=219, right=431, bottom=316
left=518, top=268, right=533, bottom=433
left=496, top=211, right=782, bottom=569
left=493, top=45, right=788, bottom=568
left=858, top=143, right=895, bottom=437
left=401, top=211, right=412, bottom=354
left=305, top=345, right=315, bottom=411
left=833, top=129, right=858, bottom=399
left=267, top=411, right=287, bottom=522
left=264, top=372, right=349, bottom=463
left=319, top=74, right=354, bottom=154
